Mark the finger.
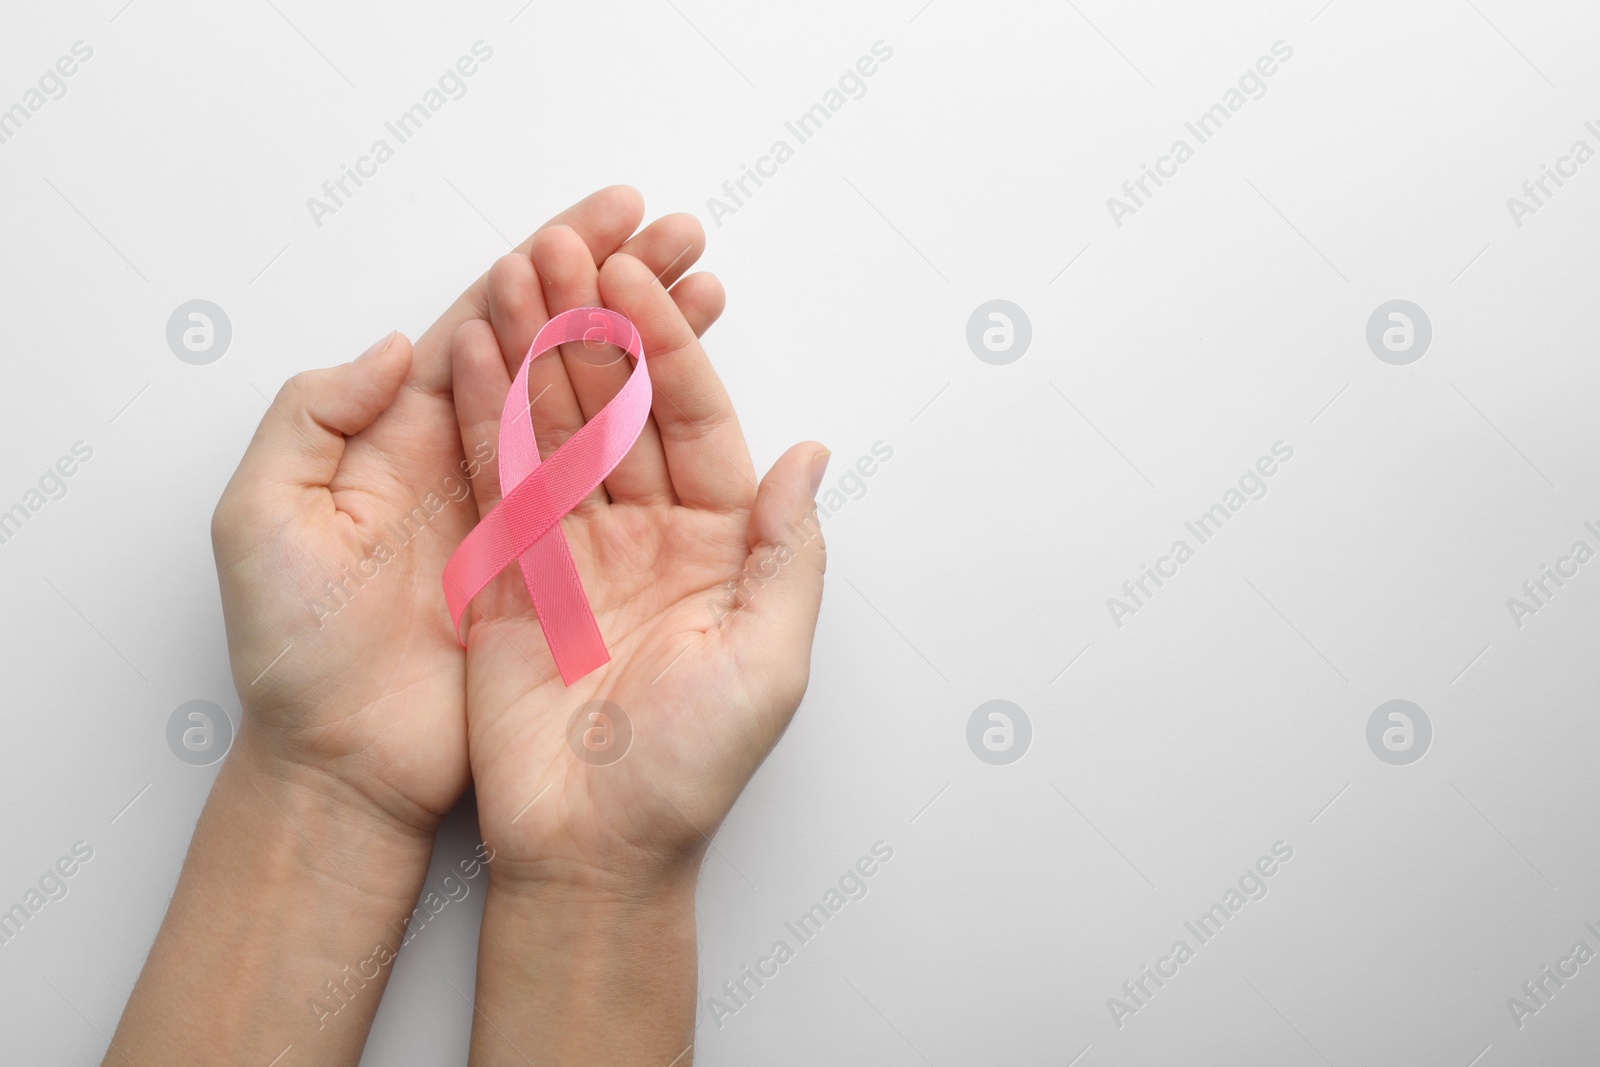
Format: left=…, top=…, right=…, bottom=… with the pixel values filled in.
left=724, top=443, right=830, bottom=711
left=450, top=320, right=514, bottom=522
left=598, top=253, right=756, bottom=512
left=230, top=333, right=412, bottom=509
left=499, top=218, right=713, bottom=434
left=486, top=253, right=551, bottom=377
left=530, top=184, right=645, bottom=263
left=617, top=212, right=706, bottom=290
left=670, top=271, right=726, bottom=338
left=412, top=186, right=646, bottom=391
left=485, top=252, right=589, bottom=462
left=533, top=227, right=674, bottom=507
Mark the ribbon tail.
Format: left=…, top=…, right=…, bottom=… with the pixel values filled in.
left=516, top=529, right=609, bottom=685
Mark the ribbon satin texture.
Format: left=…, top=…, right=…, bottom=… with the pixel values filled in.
left=442, top=307, right=649, bottom=685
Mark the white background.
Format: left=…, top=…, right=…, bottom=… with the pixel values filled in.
left=2, top=0, right=1599, bottom=1063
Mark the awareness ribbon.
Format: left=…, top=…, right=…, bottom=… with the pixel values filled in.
left=442, top=307, right=650, bottom=685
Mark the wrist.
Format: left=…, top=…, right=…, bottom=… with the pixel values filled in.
left=106, top=730, right=440, bottom=1063
left=231, top=717, right=445, bottom=844
left=220, top=731, right=439, bottom=898
left=473, top=865, right=700, bottom=1064
left=483, top=842, right=704, bottom=902
left=489, top=853, right=699, bottom=913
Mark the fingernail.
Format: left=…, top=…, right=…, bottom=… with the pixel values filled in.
left=357, top=331, right=396, bottom=362
left=809, top=450, right=831, bottom=499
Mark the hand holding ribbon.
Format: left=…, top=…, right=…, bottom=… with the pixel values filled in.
left=443, top=307, right=650, bottom=684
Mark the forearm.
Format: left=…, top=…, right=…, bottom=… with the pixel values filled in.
left=106, top=734, right=437, bottom=1066
left=469, top=870, right=700, bottom=1066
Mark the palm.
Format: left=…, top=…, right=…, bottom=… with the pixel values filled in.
left=310, top=400, right=476, bottom=808
left=214, top=351, right=473, bottom=823
left=214, top=188, right=704, bottom=825
left=465, top=501, right=761, bottom=875
left=448, top=244, right=826, bottom=885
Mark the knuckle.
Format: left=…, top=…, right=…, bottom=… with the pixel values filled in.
left=279, top=370, right=317, bottom=409
left=487, top=252, right=530, bottom=293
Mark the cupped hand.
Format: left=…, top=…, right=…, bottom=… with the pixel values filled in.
left=449, top=228, right=829, bottom=891
left=210, top=187, right=715, bottom=833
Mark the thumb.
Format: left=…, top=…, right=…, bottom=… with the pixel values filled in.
left=234, top=331, right=413, bottom=496
left=723, top=442, right=830, bottom=687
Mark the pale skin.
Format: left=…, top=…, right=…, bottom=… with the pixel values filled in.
left=106, top=186, right=828, bottom=1065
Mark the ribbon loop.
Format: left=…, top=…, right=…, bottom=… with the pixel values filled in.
left=442, top=307, right=650, bottom=685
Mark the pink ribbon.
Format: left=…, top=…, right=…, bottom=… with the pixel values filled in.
left=442, top=307, right=650, bottom=685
